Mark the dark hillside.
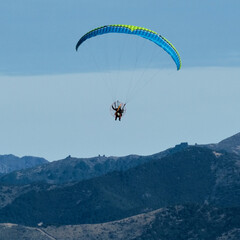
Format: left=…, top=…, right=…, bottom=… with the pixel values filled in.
left=0, top=147, right=224, bottom=226
left=1, top=204, right=240, bottom=240
left=135, top=204, right=240, bottom=240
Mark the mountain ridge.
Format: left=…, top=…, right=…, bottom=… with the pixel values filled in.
left=1, top=146, right=239, bottom=226
left=1, top=132, right=240, bottom=239
left=0, top=142, right=188, bottom=185
left=202, top=132, right=240, bottom=155
left=0, top=155, right=48, bottom=174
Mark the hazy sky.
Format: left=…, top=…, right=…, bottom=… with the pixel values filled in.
left=0, top=0, right=240, bottom=161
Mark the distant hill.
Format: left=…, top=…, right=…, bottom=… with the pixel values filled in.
left=0, top=204, right=239, bottom=240
left=0, top=143, right=188, bottom=185
left=0, top=147, right=239, bottom=226
left=202, top=132, right=240, bottom=155
left=0, top=155, right=48, bottom=174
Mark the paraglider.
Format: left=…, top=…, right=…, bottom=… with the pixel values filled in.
left=76, top=25, right=181, bottom=121
left=111, top=101, right=126, bottom=121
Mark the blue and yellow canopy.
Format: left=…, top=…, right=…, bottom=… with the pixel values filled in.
left=76, top=24, right=181, bottom=70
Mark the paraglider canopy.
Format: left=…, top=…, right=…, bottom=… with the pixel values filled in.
left=76, top=24, right=181, bottom=70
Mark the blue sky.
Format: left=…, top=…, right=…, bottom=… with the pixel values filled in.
left=0, top=0, right=240, bottom=161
